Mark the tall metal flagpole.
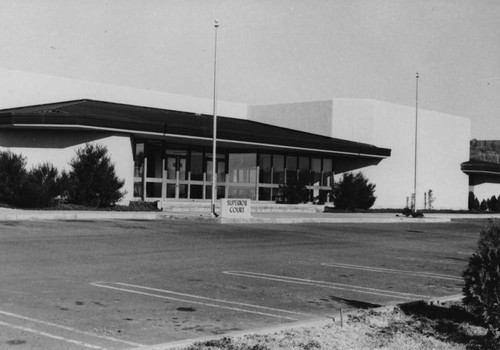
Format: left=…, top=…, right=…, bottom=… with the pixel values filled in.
left=413, top=72, right=419, bottom=213
left=211, top=19, right=219, bottom=216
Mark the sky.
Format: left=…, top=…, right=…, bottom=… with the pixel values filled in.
left=0, top=0, right=499, bottom=139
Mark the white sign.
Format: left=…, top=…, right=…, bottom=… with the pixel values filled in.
left=220, top=199, right=252, bottom=218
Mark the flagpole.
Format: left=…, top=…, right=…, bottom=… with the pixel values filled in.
left=211, top=19, right=219, bottom=216
left=413, top=72, right=419, bottom=213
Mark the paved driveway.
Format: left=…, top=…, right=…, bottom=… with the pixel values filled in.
left=0, top=219, right=486, bottom=349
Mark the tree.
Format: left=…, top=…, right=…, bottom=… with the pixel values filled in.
left=0, top=151, right=28, bottom=206
left=495, top=196, right=500, bottom=213
left=474, top=198, right=480, bottom=211
left=468, top=192, right=476, bottom=211
left=64, top=144, right=125, bottom=207
left=480, top=199, right=488, bottom=212
left=489, top=196, right=498, bottom=212
left=463, top=220, right=500, bottom=341
left=427, top=189, right=435, bottom=210
left=17, top=163, right=63, bottom=208
left=332, top=172, right=376, bottom=210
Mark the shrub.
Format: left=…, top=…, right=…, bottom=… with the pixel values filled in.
left=493, top=195, right=500, bottom=213
left=278, top=172, right=310, bottom=204
left=0, top=151, right=28, bottom=206
left=480, top=199, right=488, bottom=211
left=463, top=220, right=500, bottom=338
left=469, top=192, right=480, bottom=211
left=17, top=163, right=63, bottom=208
left=474, top=198, right=480, bottom=211
left=63, top=144, right=125, bottom=207
left=487, top=196, right=497, bottom=212
left=331, top=172, right=376, bottom=210
left=401, top=207, right=412, bottom=217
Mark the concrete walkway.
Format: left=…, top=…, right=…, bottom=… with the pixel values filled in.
left=221, top=211, right=500, bottom=224
left=1, top=207, right=500, bottom=223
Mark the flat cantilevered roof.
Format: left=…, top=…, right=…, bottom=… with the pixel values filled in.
left=0, top=99, right=391, bottom=158
left=461, top=159, right=500, bottom=176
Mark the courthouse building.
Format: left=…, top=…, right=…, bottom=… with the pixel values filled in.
left=0, top=70, right=471, bottom=210
left=0, top=99, right=390, bottom=205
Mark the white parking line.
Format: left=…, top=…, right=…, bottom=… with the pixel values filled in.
left=396, top=256, right=466, bottom=266
left=91, top=282, right=311, bottom=321
left=223, top=271, right=431, bottom=300
left=0, top=310, right=143, bottom=347
left=0, top=320, right=107, bottom=350
left=321, top=262, right=462, bottom=281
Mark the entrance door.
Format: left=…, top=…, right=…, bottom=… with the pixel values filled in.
left=166, top=155, right=187, bottom=198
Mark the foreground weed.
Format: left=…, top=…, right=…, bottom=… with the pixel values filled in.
left=187, top=337, right=269, bottom=350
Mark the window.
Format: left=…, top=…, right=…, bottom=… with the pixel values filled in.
left=311, top=158, right=322, bottom=186
left=286, top=155, right=297, bottom=184
left=134, top=142, right=145, bottom=177
left=228, top=153, right=257, bottom=199
left=322, top=158, right=333, bottom=187
left=273, top=155, right=285, bottom=184
left=190, top=151, right=203, bottom=181
left=259, top=154, right=272, bottom=184
left=145, top=141, right=163, bottom=178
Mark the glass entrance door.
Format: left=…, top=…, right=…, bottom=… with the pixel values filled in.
left=166, top=155, right=187, bottom=198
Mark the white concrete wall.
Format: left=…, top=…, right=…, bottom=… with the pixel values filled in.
left=248, top=100, right=333, bottom=137
left=0, top=130, right=134, bottom=205
left=0, top=68, right=248, bottom=120
left=249, top=98, right=471, bottom=210
left=330, top=99, right=471, bottom=210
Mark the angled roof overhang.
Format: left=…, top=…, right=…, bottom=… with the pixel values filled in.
left=461, top=159, right=500, bottom=176
left=0, top=99, right=391, bottom=159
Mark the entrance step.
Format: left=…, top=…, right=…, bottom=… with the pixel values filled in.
left=158, top=200, right=324, bottom=213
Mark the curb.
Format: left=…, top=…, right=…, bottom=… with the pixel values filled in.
left=0, top=210, right=454, bottom=224
left=130, top=294, right=465, bottom=350
left=0, top=210, right=162, bottom=221
left=220, top=216, right=452, bottom=224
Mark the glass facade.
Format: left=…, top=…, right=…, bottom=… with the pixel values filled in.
left=259, top=154, right=272, bottom=183
left=228, top=153, right=257, bottom=199
left=133, top=139, right=334, bottom=203
left=133, top=142, right=145, bottom=198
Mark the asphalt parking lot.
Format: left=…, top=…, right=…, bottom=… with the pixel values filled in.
left=0, top=219, right=487, bottom=349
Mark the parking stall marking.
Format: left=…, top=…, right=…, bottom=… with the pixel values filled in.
left=321, top=262, right=462, bottom=281
left=0, top=310, right=145, bottom=349
left=0, top=310, right=144, bottom=348
left=396, top=256, right=467, bottom=266
left=0, top=320, right=107, bottom=350
left=91, top=282, right=312, bottom=321
left=223, top=271, right=431, bottom=300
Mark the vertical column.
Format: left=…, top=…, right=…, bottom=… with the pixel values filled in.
left=161, top=158, right=167, bottom=199
left=175, top=167, right=180, bottom=199
left=202, top=172, right=207, bottom=200
left=224, top=173, right=229, bottom=199
left=142, top=157, right=147, bottom=201
left=255, top=165, right=260, bottom=201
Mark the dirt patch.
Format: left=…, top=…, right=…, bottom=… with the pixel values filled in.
left=5, top=339, right=27, bottom=345
left=177, top=307, right=197, bottom=312
left=185, top=302, right=496, bottom=350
